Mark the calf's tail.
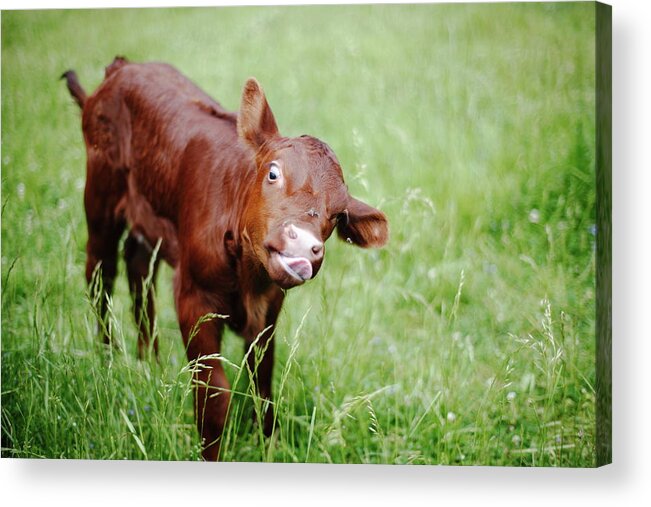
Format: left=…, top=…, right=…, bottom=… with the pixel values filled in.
left=60, top=70, right=87, bottom=109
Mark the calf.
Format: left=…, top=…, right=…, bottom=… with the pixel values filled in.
left=63, top=57, right=388, bottom=460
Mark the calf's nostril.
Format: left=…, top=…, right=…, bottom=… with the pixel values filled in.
left=288, top=227, right=298, bottom=240
left=312, top=243, right=323, bottom=256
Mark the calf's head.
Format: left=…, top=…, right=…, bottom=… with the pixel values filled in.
left=237, top=78, right=389, bottom=290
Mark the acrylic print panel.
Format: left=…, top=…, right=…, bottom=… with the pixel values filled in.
left=0, top=2, right=611, bottom=466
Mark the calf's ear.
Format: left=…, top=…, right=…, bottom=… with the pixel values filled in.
left=237, top=78, right=280, bottom=149
left=337, top=196, right=389, bottom=248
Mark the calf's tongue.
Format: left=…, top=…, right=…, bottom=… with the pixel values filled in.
left=287, top=257, right=312, bottom=280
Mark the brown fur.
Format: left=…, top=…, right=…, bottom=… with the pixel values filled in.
left=65, top=57, right=389, bottom=460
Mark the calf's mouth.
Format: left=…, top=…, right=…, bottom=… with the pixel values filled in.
left=274, top=251, right=313, bottom=281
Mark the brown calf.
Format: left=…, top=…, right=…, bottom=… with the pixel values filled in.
left=63, top=57, right=388, bottom=460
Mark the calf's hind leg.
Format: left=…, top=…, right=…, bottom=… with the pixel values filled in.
left=85, top=226, right=123, bottom=345
left=84, top=162, right=126, bottom=347
left=124, top=231, right=161, bottom=359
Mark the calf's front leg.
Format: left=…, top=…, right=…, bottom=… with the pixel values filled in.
left=245, top=324, right=275, bottom=436
left=175, top=281, right=230, bottom=461
left=243, top=290, right=284, bottom=437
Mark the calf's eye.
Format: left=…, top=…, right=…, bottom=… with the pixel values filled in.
left=268, top=162, right=281, bottom=182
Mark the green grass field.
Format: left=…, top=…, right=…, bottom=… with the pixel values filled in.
left=1, top=3, right=597, bottom=465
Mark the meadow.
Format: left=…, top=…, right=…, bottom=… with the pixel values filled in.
left=1, top=3, right=597, bottom=465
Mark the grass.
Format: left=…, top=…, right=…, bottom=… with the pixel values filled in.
left=1, top=2, right=597, bottom=465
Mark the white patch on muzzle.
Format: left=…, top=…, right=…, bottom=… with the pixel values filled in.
left=275, top=224, right=323, bottom=281
left=286, top=224, right=322, bottom=256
